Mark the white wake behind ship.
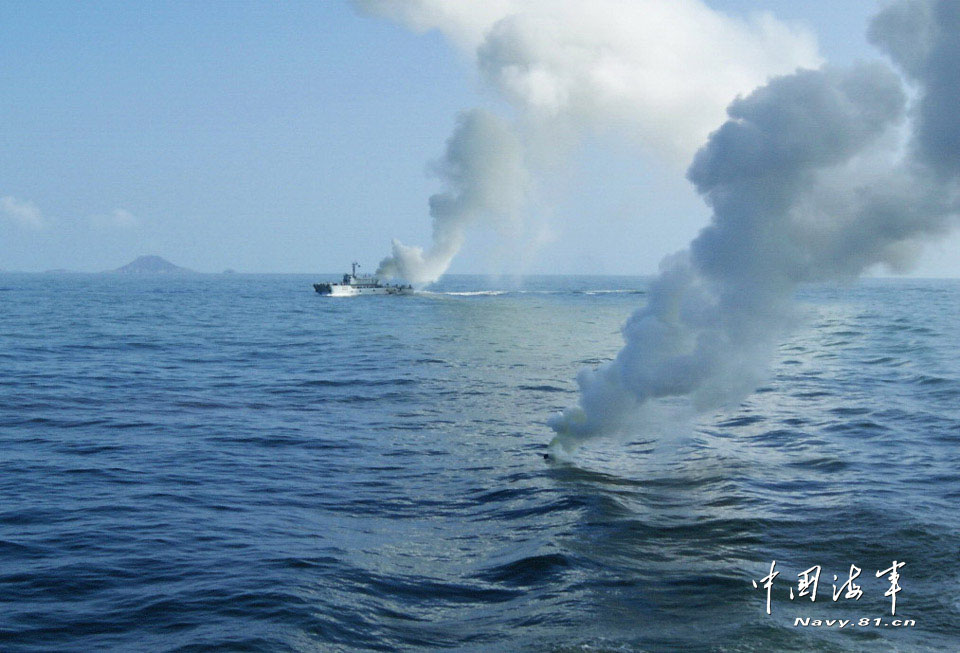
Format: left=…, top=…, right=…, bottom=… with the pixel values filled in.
left=313, top=263, right=413, bottom=296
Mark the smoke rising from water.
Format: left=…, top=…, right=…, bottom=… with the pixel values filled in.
left=548, top=0, right=960, bottom=454
left=360, top=0, right=819, bottom=284
left=376, top=109, right=526, bottom=286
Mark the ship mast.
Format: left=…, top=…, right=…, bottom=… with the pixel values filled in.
left=352, top=261, right=359, bottom=277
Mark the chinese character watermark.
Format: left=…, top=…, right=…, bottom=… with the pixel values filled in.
left=876, top=560, right=905, bottom=616
left=751, top=561, right=905, bottom=616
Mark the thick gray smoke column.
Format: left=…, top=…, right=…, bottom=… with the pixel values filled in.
left=869, top=0, right=960, bottom=179
left=376, top=109, right=526, bottom=286
left=549, top=0, right=960, bottom=454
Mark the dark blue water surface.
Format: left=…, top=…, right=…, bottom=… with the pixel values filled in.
left=2, top=273, right=959, bottom=652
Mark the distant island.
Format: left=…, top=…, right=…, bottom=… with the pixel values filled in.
left=112, top=255, right=194, bottom=274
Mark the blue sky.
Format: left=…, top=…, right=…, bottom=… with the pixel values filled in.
left=3, top=0, right=957, bottom=275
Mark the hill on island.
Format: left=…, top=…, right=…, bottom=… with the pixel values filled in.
left=112, top=255, right=194, bottom=274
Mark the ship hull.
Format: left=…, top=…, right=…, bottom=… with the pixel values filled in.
left=313, top=283, right=412, bottom=296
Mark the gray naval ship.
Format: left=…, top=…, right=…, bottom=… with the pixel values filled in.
left=313, top=262, right=413, bottom=296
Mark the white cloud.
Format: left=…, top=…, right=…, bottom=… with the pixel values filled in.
left=91, top=208, right=140, bottom=229
left=0, top=196, right=45, bottom=229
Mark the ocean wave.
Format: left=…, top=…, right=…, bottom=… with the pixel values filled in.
left=578, top=289, right=645, bottom=295
left=428, top=289, right=643, bottom=296
left=517, top=384, right=571, bottom=393
left=433, top=290, right=509, bottom=296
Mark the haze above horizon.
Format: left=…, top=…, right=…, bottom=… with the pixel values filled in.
left=3, top=0, right=959, bottom=277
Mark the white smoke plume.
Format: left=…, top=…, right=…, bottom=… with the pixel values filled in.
left=360, top=0, right=820, bottom=284
left=548, top=0, right=960, bottom=454
left=376, top=109, right=526, bottom=286
left=357, top=0, right=819, bottom=162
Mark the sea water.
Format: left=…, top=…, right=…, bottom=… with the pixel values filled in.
left=1, top=273, right=959, bottom=651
